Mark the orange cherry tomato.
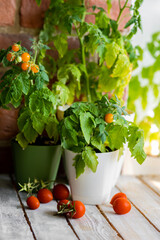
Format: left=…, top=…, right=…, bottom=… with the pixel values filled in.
left=27, top=196, right=40, bottom=210
left=21, top=62, right=30, bottom=71
left=6, top=53, right=15, bottom=62
left=31, top=64, right=39, bottom=73
left=21, top=52, right=30, bottom=62
left=53, top=184, right=69, bottom=200
left=105, top=113, right=114, bottom=123
left=37, top=188, right=53, bottom=203
left=113, top=198, right=131, bottom=215
left=12, top=44, right=20, bottom=52
left=110, top=192, right=127, bottom=205
left=71, top=201, right=86, bottom=219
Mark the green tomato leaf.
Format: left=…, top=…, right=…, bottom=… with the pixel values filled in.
left=91, top=136, right=106, bottom=153
left=73, top=154, right=85, bottom=178
left=46, top=116, right=59, bottom=143
left=10, top=77, right=22, bottom=102
left=105, top=42, right=120, bottom=68
left=111, top=53, right=131, bottom=78
left=82, top=146, right=98, bottom=173
left=16, top=132, right=28, bottom=149
left=80, top=112, right=95, bottom=144
left=31, top=113, right=45, bottom=135
left=23, top=119, right=38, bottom=143
left=53, top=34, right=68, bottom=58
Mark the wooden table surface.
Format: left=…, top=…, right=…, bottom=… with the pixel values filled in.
left=1, top=174, right=160, bottom=240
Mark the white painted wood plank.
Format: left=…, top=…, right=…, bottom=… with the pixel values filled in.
left=116, top=175, right=160, bottom=232
left=69, top=205, right=121, bottom=240
left=0, top=175, right=33, bottom=240
left=99, top=187, right=160, bottom=240
left=141, top=175, right=160, bottom=194
left=20, top=192, right=77, bottom=240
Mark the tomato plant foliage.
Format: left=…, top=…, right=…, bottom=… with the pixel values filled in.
left=38, top=0, right=144, bottom=103
left=59, top=95, right=146, bottom=178
left=0, top=40, right=59, bottom=148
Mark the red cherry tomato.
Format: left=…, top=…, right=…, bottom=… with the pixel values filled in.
left=110, top=192, right=127, bottom=205
left=37, top=188, right=53, bottom=203
left=27, top=196, right=40, bottom=210
left=57, top=199, right=71, bottom=212
left=113, top=198, right=131, bottom=215
left=21, top=52, right=30, bottom=62
left=71, top=201, right=86, bottom=219
left=53, top=184, right=69, bottom=200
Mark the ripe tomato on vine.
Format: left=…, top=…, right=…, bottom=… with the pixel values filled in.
left=21, top=52, right=30, bottom=62
left=6, top=53, right=15, bottom=62
left=21, top=62, right=30, bottom=71
left=105, top=113, right=114, bottom=123
left=12, top=44, right=20, bottom=52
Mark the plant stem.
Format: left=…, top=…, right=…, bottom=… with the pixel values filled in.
left=117, top=0, right=129, bottom=23
left=78, top=0, right=91, bottom=102
left=33, top=48, right=38, bottom=64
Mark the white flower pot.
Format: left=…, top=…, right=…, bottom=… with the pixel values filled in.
left=64, top=149, right=119, bottom=205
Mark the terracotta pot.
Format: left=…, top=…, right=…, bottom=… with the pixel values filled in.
left=0, top=107, right=19, bottom=140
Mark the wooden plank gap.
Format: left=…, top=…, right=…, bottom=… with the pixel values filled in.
left=137, top=176, right=160, bottom=197
left=9, top=174, right=37, bottom=240
left=55, top=199, right=80, bottom=240
left=116, top=184, right=160, bottom=233
left=96, top=205, right=124, bottom=240
left=65, top=216, right=81, bottom=240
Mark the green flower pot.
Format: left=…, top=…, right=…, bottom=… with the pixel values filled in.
left=12, top=142, right=62, bottom=188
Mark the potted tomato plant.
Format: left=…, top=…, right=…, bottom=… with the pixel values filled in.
left=59, top=95, right=146, bottom=204
left=0, top=40, right=62, bottom=187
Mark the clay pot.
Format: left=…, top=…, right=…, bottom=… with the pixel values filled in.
left=0, top=106, right=19, bottom=140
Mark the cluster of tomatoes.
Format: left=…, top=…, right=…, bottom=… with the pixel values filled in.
left=26, top=183, right=86, bottom=219
left=110, top=192, right=131, bottom=215
left=6, top=43, right=39, bottom=74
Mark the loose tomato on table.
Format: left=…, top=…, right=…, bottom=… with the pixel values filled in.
left=53, top=184, right=69, bottom=200
left=57, top=200, right=85, bottom=219
left=21, top=52, right=30, bottom=62
left=37, top=188, right=53, bottom=203
left=71, top=201, right=85, bottom=219
left=27, top=196, right=40, bottom=210
left=110, top=192, right=127, bottom=205
left=104, top=113, right=113, bottom=123
left=113, top=198, right=131, bottom=215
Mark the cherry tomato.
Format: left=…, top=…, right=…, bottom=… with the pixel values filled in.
left=53, top=184, right=69, bottom=200
left=21, top=62, right=30, bottom=71
left=110, top=192, right=127, bottom=205
left=71, top=201, right=85, bottom=219
left=12, top=44, right=20, bottom=52
left=105, top=113, right=113, bottom=123
left=37, top=188, right=53, bottom=203
left=113, top=198, right=131, bottom=215
left=21, top=52, right=30, bottom=62
left=6, top=53, right=15, bottom=62
left=31, top=64, right=39, bottom=73
left=27, top=196, right=40, bottom=210
left=57, top=199, right=71, bottom=213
